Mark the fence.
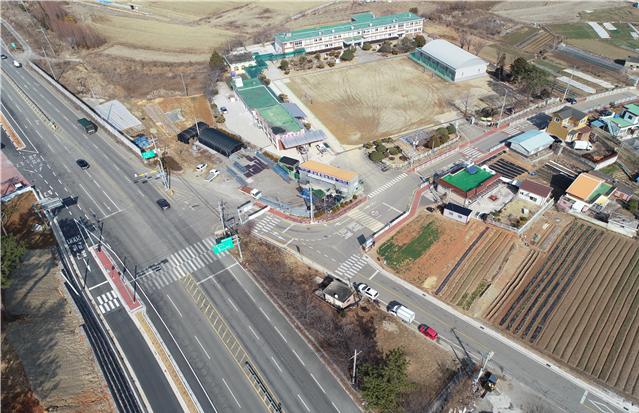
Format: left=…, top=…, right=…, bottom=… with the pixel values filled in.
left=29, top=62, right=142, bottom=156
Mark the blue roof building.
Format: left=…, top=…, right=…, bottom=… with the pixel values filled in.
left=508, top=130, right=554, bottom=157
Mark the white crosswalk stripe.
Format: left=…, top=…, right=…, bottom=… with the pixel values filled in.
left=254, top=215, right=281, bottom=233
left=334, top=254, right=369, bottom=279
left=502, top=126, right=521, bottom=136
left=368, top=173, right=409, bottom=198
left=346, top=209, right=385, bottom=232
left=461, top=146, right=482, bottom=161
left=96, top=290, right=121, bottom=314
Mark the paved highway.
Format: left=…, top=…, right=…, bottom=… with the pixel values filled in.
left=1, top=50, right=360, bottom=413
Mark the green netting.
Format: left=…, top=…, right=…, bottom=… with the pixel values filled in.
left=409, top=51, right=454, bottom=82
left=254, top=49, right=306, bottom=63
left=236, top=85, right=279, bottom=109
left=441, top=168, right=493, bottom=192
left=587, top=182, right=613, bottom=203
left=245, top=61, right=267, bottom=79
left=259, top=105, right=301, bottom=133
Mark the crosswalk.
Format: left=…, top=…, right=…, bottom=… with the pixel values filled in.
left=502, top=125, right=522, bottom=137
left=461, top=146, right=482, bottom=161
left=140, top=237, right=231, bottom=291
left=334, top=254, right=369, bottom=279
left=368, top=173, right=408, bottom=198
left=96, top=290, right=120, bottom=314
left=346, top=208, right=385, bottom=232
left=253, top=215, right=281, bottom=233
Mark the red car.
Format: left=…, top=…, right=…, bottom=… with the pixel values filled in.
left=418, top=324, right=438, bottom=340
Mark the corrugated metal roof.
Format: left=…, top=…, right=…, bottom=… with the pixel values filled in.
left=300, top=160, right=357, bottom=182
left=519, top=180, right=552, bottom=198
left=566, top=173, right=604, bottom=201
left=419, top=39, right=487, bottom=70
left=624, top=103, right=639, bottom=116
left=445, top=202, right=472, bottom=216
left=508, top=130, right=554, bottom=153
left=274, top=12, right=422, bottom=43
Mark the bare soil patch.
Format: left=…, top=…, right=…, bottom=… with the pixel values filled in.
left=4, top=249, right=115, bottom=412
left=373, top=212, right=487, bottom=292
left=491, top=2, right=615, bottom=24
left=1, top=332, right=45, bottom=413
left=286, top=57, right=496, bottom=145
left=2, top=192, right=54, bottom=249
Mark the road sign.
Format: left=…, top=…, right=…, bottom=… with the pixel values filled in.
left=141, top=150, right=156, bottom=159
left=212, top=236, right=234, bottom=254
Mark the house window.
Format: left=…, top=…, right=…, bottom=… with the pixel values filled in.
left=457, top=214, right=463, bottom=219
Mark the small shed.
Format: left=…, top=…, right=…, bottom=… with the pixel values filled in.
left=443, top=202, right=472, bottom=224
left=278, top=156, right=300, bottom=171
left=507, top=130, right=554, bottom=157
left=517, top=180, right=552, bottom=205
left=317, top=277, right=356, bottom=310
left=197, top=128, right=244, bottom=157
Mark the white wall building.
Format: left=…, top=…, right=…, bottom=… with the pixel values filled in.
left=410, top=39, right=488, bottom=82
left=517, top=180, right=552, bottom=206
left=443, top=202, right=472, bottom=224
left=274, top=11, right=423, bottom=54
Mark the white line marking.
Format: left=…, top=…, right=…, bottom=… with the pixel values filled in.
left=166, top=294, right=183, bottom=318
left=248, top=325, right=260, bottom=340
left=270, top=356, right=283, bottom=373
left=369, top=270, right=379, bottom=280
left=311, top=373, right=326, bottom=393
left=222, top=378, right=241, bottom=409
left=282, top=223, right=294, bottom=233
left=194, top=335, right=211, bottom=360
left=297, top=394, right=310, bottom=412
left=273, top=325, right=287, bottom=343
left=259, top=306, right=271, bottom=321
left=581, top=390, right=588, bottom=404
left=78, top=183, right=107, bottom=216
left=227, top=298, right=239, bottom=312
left=292, top=349, right=305, bottom=366
left=197, top=262, right=238, bottom=284
left=331, top=401, right=342, bottom=413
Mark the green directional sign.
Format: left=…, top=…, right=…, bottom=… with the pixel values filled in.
left=141, top=150, right=156, bottom=159
left=212, top=236, right=234, bottom=254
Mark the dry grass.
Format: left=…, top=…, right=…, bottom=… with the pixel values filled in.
left=286, top=57, right=496, bottom=144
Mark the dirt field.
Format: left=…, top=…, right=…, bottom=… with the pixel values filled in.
left=2, top=192, right=54, bottom=249
left=491, top=2, right=617, bottom=23
left=485, top=222, right=639, bottom=401
left=286, top=57, right=496, bottom=144
left=374, top=213, right=487, bottom=291
left=436, top=228, right=520, bottom=313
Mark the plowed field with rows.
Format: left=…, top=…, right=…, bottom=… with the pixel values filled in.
left=486, top=222, right=639, bottom=400
left=437, top=229, right=516, bottom=311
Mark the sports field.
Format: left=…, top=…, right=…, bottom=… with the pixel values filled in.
left=236, top=80, right=301, bottom=132
left=286, top=57, right=494, bottom=145
left=441, top=168, right=493, bottom=192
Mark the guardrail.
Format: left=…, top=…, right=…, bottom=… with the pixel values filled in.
left=28, top=62, right=142, bottom=156
left=2, top=67, right=57, bottom=130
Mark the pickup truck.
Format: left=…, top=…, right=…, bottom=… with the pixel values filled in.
left=78, top=118, right=98, bottom=134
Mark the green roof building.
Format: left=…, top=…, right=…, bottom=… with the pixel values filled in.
left=273, top=11, right=423, bottom=54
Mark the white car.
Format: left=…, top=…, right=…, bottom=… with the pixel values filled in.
left=357, top=283, right=379, bottom=300
left=195, top=163, right=208, bottom=172
left=13, top=60, right=21, bottom=68
left=250, top=188, right=262, bottom=199
left=206, top=169, right=220, bottom=181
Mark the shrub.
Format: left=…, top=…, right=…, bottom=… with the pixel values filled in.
left=369, top=151, right=385, bottom=162
left=375, top=143, right=387, bottom=153
left=340, top=47, right=356, bottom=61
left=314, top=53, right=322, bottom=60
left=414, top=34, right=426, bottom=48
left=317, top=62, right=325, bottom=69
left=299, top=55, right=307, bottom=64
left=327, top=60, right=336, bottom=67
left=278, top=93, right=288, bottom=102
left=279, top=59, right=289, bottom=70
left=436, top=127, right=449, bottom=138
left=446, top=124, right=456, bottom=135
left=388, top=146, right=400, bottom=156
left=363, top=142, right=374, bottom=149
left=378, top=41, right=393, bottom=53
left=362, top=43, right=372, bottom=51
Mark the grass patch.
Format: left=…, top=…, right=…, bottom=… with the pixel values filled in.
left=600, top=163, right=622, bottom=176
left=549, top=23, right=599, bottom=40
left=579, top=6, right=639, bottom=23
left=532, top=59, right=565, bottom=75
left=378, top=221, right=439, bottom=270
left=457, top=280, right=490, bottom=310
left=501, top=27, right=538, bottom=47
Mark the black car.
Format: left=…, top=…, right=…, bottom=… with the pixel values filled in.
left=76, top=159, right=90, bottom=169
left=156, top=198, right=170, bottom=210
left=566, top=97, right=577, bottom=104
left=1, top=54, right=7, bottom=60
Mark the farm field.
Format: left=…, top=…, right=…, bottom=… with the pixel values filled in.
left=491, top=2, right=615, bottom=23
left=485, top=222, right=639, bottom=400
left=436, top=228, right=520, bottom=313
left=374, top=213, right=487, bottom=291
left=286, top=57, right=495, bottom=144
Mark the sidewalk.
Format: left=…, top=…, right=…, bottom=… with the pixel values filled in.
left=91, top=247, right=142, bottom=312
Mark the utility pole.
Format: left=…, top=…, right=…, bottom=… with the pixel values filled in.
left=473, top=350, right=494, bottom=388
left=308, top=183, right=314, bottom=224
left=218, top=200, right=226, bottom=234
left=350, top=349, right=362, bottom=385
left=498, top=90, right=508, bottom=125
left=150, top=135, right=169, bottom=191
left=180, top=72, right=200, bottom=137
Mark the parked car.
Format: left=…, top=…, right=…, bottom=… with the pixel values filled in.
left=388, top=302, right=415, bottom=323
left=418, top=324, right=438, bottom=340
left=156, top=198, right=171, bottom=210
left=316, top=144, right=326, bottom=154
left=78, top=118, right=98, bottom=134
left=250, top=188, right=262, bottom=199
left=206, top=169, right=220, bottom=181
left=195, top=163, right=208, bottom=172
left=76, top=159, right=90, bottom=170
left=357, top=283, right=379, bottom=301
left=566, top=97, right=577, bottom=104
left=1, top=54, right=7, bottom=60
left=12, top=60, right=21, bottom=68
left=220, top=106, right=228, bottom=114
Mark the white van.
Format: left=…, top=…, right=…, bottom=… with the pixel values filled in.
left=389, top=303, right=415, bottom=324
